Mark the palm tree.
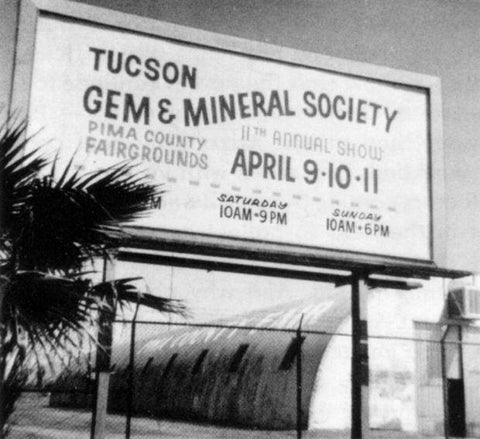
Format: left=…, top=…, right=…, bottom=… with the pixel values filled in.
left=0, top=118, right=184, bottom=432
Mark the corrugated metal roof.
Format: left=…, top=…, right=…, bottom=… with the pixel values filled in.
left=109, top=287, right=350, bottom=429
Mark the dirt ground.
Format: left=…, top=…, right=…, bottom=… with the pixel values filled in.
left=7, top=393, right=465, bottom=439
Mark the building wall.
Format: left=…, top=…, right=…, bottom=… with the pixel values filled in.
left=414, top=322, right=444, bottom=436
left=310, top=285, right=443, bottom=432
left=463, top=326, right=480, bottom=437
left=310, top=279, right=480, bottom=435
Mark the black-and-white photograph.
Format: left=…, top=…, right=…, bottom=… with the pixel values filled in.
left=1, top=1, right=480, bottom=438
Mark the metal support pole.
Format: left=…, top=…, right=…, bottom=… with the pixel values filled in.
left=126, top=301, right=140, bottom=439
left=351, top=274, right=369, bottom=439
left=458, top=325, right=466, bottom=438
left=440, top=325, right=449, bottom=439
left=296, top=315, right=304, bottom=439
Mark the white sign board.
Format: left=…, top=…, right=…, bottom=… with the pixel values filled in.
left=29, top=16, right=432, bottom=261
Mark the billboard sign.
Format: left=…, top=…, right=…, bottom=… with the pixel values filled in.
left=27, top=14, right=435, bottom=263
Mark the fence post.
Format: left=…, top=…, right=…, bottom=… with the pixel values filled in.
left=91, top=256, right=115, bottom=439
left=351, top=273, right=369, bottom=439
left=126, top=301, right=140, bottom=439
left=296, top=314, right=304, bottom=439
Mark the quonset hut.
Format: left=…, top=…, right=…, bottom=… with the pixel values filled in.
left=108, top=288, right=351, bottom=430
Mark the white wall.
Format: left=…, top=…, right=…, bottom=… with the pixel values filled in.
left=309, top=278, right=447, bottom=432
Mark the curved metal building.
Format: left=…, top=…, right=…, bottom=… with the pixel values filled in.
left=109, top=288, right=351, bottom=430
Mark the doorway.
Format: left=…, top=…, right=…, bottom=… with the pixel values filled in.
left=447, top=378, right=466, bottom=438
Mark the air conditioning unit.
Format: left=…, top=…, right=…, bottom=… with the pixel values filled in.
left=448, top=286, right=480, bottom=319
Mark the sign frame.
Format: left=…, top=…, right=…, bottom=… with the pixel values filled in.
left=8, top=0, right=447, bottom=274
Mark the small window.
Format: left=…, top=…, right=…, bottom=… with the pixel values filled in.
left=279, top=336, right=305, bottom=371
left=229, top=344, right=249, bottom=373
left=192, top=350, right=209, bottom=376
left=141, top=357, right=154, bottom=377
left=162, top=353, right=178, bottom=378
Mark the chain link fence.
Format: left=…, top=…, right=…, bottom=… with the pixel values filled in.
left=5, top=320, right=480, bottom=439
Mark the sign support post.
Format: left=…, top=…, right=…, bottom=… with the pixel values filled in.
left=296, top=314, right=304, bottom=439
left=351, top=273, right=369, bottom=439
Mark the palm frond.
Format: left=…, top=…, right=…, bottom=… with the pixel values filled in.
left=2, top=346, right=28, bottom=433
left=0, top=119, right=48, bottom=240
left=3, top=272, right=185, bottom=369
left=91, top=277, right=186, bottom=316
left=1, top=120, right=162, bottom=273
left=77, top=162, right=163, bottom=224
left=13, top=177, right=120, bottom=272
left=1, top=271, right=99, bottom=385
left=11, top=161, right=161, bottom=273
left=3, top=271, right=93, bottom=333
